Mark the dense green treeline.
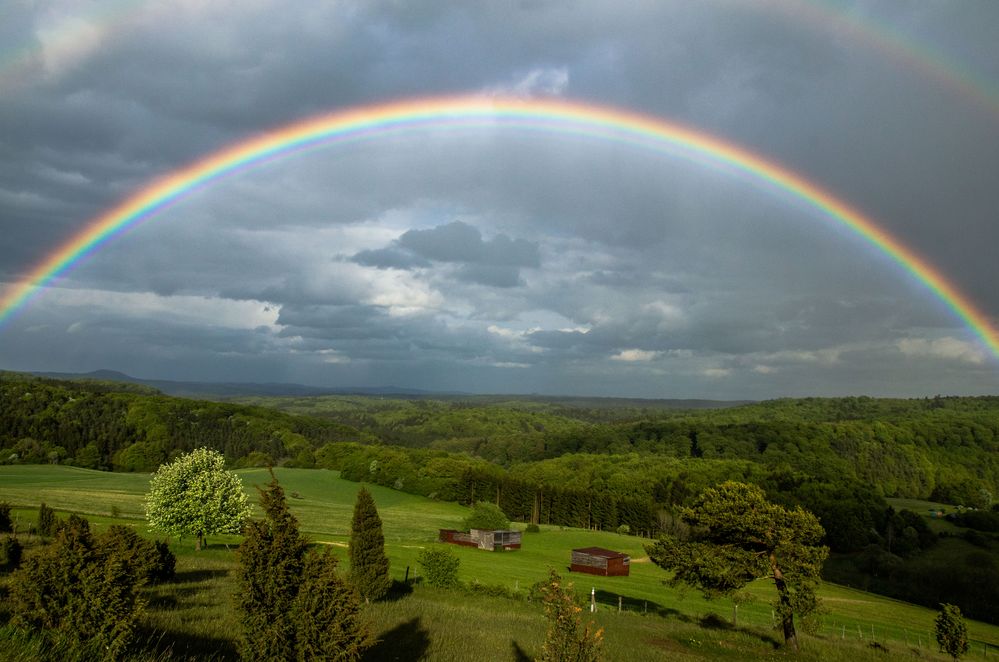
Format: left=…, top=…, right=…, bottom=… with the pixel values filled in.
left=238, top=392, right=999, bottom=508
left=0, top=373, right=373, bottom=472
left=3, top=372, right=998, bottom=540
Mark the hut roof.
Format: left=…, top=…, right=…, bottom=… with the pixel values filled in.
left=573, top=547, right=629, bottom=559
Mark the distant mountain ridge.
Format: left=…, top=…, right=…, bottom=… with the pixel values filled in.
left=31, top=369, right=435, bottom=399
left=27, top=369, right=749, bottom=407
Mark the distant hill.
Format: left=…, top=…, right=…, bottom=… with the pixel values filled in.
left=31, top=369, right=436, bottom=399
left=28, top=369, right=749, bottom=407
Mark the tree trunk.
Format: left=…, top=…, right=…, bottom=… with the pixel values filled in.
left=770, top=553, right=798, bottom=652
left=196, top=530, right=204, bottom=551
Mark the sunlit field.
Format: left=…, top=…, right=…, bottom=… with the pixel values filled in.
left=2, top=465, right=997, bottom=660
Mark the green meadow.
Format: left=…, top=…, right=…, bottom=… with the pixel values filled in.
left=2, top=465, right=998, bottom=660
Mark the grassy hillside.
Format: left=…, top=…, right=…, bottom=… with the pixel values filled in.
left=2, top=465, right=998, bottom=660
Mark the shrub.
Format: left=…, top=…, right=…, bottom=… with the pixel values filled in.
left=152, top=540, right=177, bottom=582
left=10, top=514, right=145, bottom=660
left=538, top=569, right=603, bottom=662
left=417, top=546, right=460, bottom=588
left=526, top=523, right=540, bottom=533
left=38, top=503, right=56, bottom=537
left=935, top=603, right=969, bottom=660
left=0, top=502, right=12, bottom=533
left=1, top=536, right=23, bottom=573
left=98, top=525, right=176, bottom=584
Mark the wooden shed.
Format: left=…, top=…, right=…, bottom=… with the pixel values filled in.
left=570, top=547, right=630, bottom=576
left=438, top=528, right=522, bottom=551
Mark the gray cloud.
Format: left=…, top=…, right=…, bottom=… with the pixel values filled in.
left=0, top=0, right=997, bottom=398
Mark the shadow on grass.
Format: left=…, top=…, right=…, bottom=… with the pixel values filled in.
left=511, top=640, right=533, bottom=661
left=593, top=589, right=681, bottom=619
left=171, top=568, right=230, bottom=584
left=382, top=579, right=414, bottom=602
left=593, top=590, right=783, bottom=650
left=135, top=625, right=238, bottom=661
left=363, top=617, right=431, bottom=661
left=698, top=612, right=781, bottom=649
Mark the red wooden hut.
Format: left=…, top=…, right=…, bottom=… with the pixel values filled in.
left=438, top=528, right=522, bottom=551
left=570, top=547, right=630, bottom=576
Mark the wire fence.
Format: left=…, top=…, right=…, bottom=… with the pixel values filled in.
left=589, top=593, right=999, bottom=660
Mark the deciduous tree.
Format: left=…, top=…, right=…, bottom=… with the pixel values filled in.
left=645, top=481, right=827, bottom=651
left=935, top=603, right=969, bottom=661
left=145, top=447, right=251, bottom=550
left=463, top=501, right=510, bottom=531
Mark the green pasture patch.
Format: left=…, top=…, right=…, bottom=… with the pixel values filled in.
left=3, top=464, right=999, bottom=660
left=886, top=497, right=964, bottom=533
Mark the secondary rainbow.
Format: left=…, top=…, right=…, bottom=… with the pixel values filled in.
left=2, top=95, right=997, bottom=359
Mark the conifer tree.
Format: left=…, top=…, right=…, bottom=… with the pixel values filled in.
left=237, top=471, right=309, bottom=659
left=646, top=481, right=827, bottom=652
left=237, top=471, right=367, bottom=661
left=38, top=502, right=56, bottom=537
left=349, top=486, right=391, bottom=602
left=293, top=549, right=368, bottom=661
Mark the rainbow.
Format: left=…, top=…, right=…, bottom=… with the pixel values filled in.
left=1, top=94, right=997, bottom=359
left=767, top=0, right=999, bottom=122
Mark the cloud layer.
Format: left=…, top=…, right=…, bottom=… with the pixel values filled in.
left=1, top=1, right=997, bottom=398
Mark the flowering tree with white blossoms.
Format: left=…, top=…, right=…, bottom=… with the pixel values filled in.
left=146, top=447, right=251, bottom=550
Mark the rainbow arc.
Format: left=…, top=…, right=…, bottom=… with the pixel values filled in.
left=1, top=95, right=996, bottom=360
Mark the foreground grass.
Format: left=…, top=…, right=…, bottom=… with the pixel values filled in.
left=2, top=465, right=998, bottom=660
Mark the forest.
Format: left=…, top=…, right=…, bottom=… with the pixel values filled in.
left=1, top=371, right=998, bottom=620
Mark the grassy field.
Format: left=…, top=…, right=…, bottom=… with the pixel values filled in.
left=2, top=465, right=998, bottom=660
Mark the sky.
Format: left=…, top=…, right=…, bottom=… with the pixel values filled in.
left=1, top=0, right=998, bottom=400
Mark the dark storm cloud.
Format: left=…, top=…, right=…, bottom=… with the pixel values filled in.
left=350, top=221, right=540, bottom=287
left=398, top=222, right=540, bottom=267
left=1, top=0, right=997, bottom=397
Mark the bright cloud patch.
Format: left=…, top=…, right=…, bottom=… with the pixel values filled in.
left=611, top=348, right=661, bottom=362
left=896, top=337, right=986, bottom=365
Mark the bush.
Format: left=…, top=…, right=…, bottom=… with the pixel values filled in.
left=935, top=603, right=969, bottom=660
left=98, top=525, right=176, bottom=584
left=417, top=546, right=460, bottom=588
left=152, top=541, right=177, bottom=582
left=38, top=503, right=56, bottom=537
left=10, top=515, right=146, bottom=660
left=526, top=523, right=540, bottom=533
left=1, top=536, right=23, bottom=573
left=0, top=502, right=12, bottom=533
left=538, top=569, right=603, bottom=662
left=463, top=502, right=510, bottom=531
